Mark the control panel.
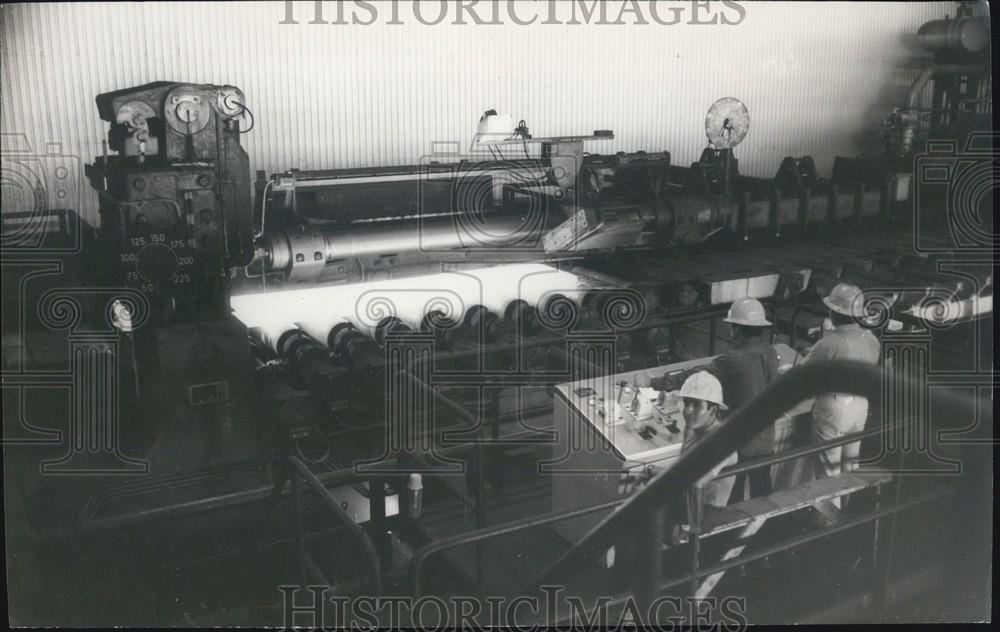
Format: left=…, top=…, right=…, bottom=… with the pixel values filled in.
left=549, top=355, right=712, bottom=561
left=572, top=382, right=685, bottom=454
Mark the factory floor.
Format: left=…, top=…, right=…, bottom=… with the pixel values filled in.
left=6, top=274, right=990, bottom=625
left=8, top=357, right=986, bottom=627
left=6, top=448, right=978, bottom=626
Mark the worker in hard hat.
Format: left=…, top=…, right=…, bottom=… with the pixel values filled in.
left=803, top=282, right=881, bottom=484
left=666, top=371, right=738, bottom=547
left=704, top=297, right=780, bottom=503
left=679, top=371, right=739, bottom=507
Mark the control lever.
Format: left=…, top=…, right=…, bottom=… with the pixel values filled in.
left=116, top=107, right=150, bottom=163
left=638, top=425, right=658, bottom=441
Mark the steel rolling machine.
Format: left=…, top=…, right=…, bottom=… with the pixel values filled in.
left=4, top=33, right=992, bottom=584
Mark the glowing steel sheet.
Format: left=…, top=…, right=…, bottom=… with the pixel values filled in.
left=230, top=263, right=625, bottom=340
left=296, top=313, right=352, bottom=349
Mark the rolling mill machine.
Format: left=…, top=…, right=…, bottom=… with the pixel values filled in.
left=2, top=9, right=992, bottom=618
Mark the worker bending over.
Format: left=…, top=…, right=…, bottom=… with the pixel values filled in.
left=802, top=283, right=881, bottom=483
left=705, top=297, right=779, bottom=503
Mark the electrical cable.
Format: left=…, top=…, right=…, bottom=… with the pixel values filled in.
left=221, top=91, right=256, bottom=133
left=236, top=102, right=255, bottom=133
left=514, top=119, right=531, bottom=158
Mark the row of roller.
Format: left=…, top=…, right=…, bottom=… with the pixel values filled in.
left=231, top=263, right=657, bottom=393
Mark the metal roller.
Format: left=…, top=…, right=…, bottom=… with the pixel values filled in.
left=259, top=212, right=545, bottom=282
left=460, top=264, right=557, bottom=335
left=249, top=323, right=345, bottom=400
left=462, top=304, right=514, bottom=342
left=251, top=320, right=300, bottom=356
left=367, top=316, right=413, bottom=347
left=297, top=314, right=381, bottom=371
left=296, top=313, right=351, bottom=350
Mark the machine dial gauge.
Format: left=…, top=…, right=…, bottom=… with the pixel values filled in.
left=120, top=227, right=200, bottom=298
left=136, top=242, right=179, bottom=284
left=165, top=86, right=211, bottom=135
left=705, top=97, right=750, bottom=149
left=217, top=86, right=246, bottom=118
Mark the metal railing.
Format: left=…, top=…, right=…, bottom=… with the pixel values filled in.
left=521, top=360, right=980, bottom=616
left=550, top=487, right=948, bottom=627
left=405, top=410, right=924, bottom=599
left=287, top=456, right=382, bottom=595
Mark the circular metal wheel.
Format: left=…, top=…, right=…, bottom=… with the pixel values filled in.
left=705, top=97, right=750, bottom=149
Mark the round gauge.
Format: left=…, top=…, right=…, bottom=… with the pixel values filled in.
left=136, top=242, right=179, bottom=284
left=217, top=86, right=246, bottom=118
left=164, top=86, right=211, bottom=134
left=705, top=97, right=750, bottom=149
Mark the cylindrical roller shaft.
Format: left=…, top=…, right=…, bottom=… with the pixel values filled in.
left=251, top=324, right=346, bottom=401
left=463, top=304, right=514, bottom=342
left=262, top=213, right=542, bottom=277
left=297, top=313, right=352, bottom=350
left=298, top=315, right=381, bottom=371
left=372, top=316, right=412, bottom=347
left=251, top=320, right=300, bottom=356
left=419, top=310, right=469, bottom=349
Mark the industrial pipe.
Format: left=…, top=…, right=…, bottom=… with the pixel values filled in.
left=905, top=64, right=983, bottom=109
left=917, top=17, right=990, bottom=56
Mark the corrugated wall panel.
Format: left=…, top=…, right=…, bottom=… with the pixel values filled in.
left=2, top=1, right=950, bottom=227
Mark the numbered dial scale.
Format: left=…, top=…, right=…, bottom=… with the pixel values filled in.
left=110, top=166, right=224, bottom=313
left=705, top=97, right=750, bottom=150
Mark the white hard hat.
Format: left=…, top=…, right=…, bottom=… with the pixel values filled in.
left=823, top=282, right=864, bottom=318
left=680, top=371, right=728, bottom=410
left=724, top=297, right=772, bottom=327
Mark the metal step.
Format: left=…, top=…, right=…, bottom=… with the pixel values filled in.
left=699, top=467, right=893, bottom=538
